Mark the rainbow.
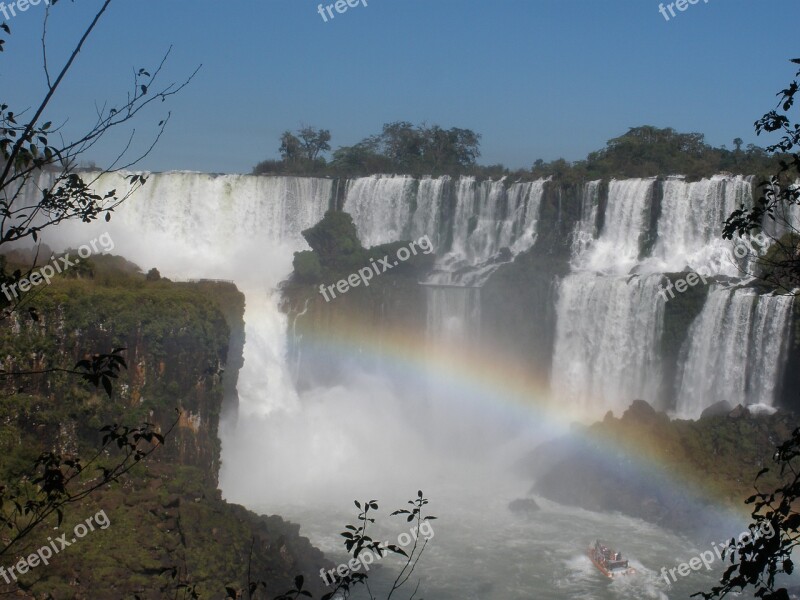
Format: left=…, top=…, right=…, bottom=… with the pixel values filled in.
left=291, top=313, right=758, bottom=529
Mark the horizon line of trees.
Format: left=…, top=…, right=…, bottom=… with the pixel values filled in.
left=252, top=123, right=786, bottom=181
left=254, top=121, right=484, bottom=178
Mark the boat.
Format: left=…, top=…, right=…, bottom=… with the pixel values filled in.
left=588, top=540, right=636, bottom=578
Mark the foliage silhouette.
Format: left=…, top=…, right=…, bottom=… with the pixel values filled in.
left=0, top=0, right=191, bottom=589
left=723, top=59, right=800, bottom=293
left=695, top=427, right=800, bottom=599
left=204, top=492, right=436, bottom=600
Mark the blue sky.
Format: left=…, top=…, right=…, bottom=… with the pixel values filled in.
left=1, top=0, right=798, bottom=173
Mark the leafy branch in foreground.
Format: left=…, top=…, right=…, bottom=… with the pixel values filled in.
left=695, top=427, right=800, bottom=599
left=0, top=0, right=198, bottom=311
left=0, top=411, right=178, bottom=562
left=0, top=347, right=127, bottom=398
left=723, top=58, right=800, bottom=293
left=321, top=490, right=436, bottom=600
left=210, top=492, right=436, bottom=600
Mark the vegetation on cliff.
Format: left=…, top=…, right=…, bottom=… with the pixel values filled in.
left=292, top=210, right=434, bottom=285
left=283, top=210, right=434, bottom=389
left=253, top=123, right=783, bottom=182
left=0, top=255, right=330, bottom=599
left=255, top=122, right=482, bottom=178
left=529, top=401, right=799, bottom=537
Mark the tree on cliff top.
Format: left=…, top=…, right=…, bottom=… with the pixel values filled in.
left=253, top=126, right=332, bottom=175
left=301, top=210, right=363, bottom=265
left=341, top=121, right=482, bottom=176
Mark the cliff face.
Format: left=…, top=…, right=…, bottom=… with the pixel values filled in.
left=0, top=278, right=234, bottom=481
left=0, top=260, right=328, bottom=599
left=282, top=270, right=430, bottom=389
left=282, top=210, right=435, bottom=388
left=278, top=185, right=800, bottom=538
left=526, top=400, right=799, bottom=537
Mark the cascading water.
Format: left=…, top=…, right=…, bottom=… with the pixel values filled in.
left=550, top=272, right=665, bottom=414
left=410, top=176, right=450, bottom=248
left=421, top=178, right=545, bottom=342
left=675, top=287, right=794, bottom=418
left=653, top=176, right=795, bottom=416
left=344, top=175, right=546, bottom=283
left=570, top=180, right=601, bottom=261
left=551, top=179, right=665, bottom=415
left=343, top=175, right=546, bottom=347
left=574, top=178, right=655, bottom=273
left=425, top=285, right=481, bottom=344
left=429, top=177, right=545, bottom=286
left=342, top=175, right=417, bottom=247
left=31, top=170, right=794, bottom=421
left=551, top=174, right=794, bottom=417
left=759, top=180, right=800, bottom=241
left=29, top=171, right=333, bottom=417
left=650, top=175, right=753, bottom=275
left=17, top=170, right=782, bottom=599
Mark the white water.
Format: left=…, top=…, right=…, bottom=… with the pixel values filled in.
left=29, top=171, right=333, bottom=417
left=441, top=178, right=545, bottom=279
left=550, top=272, right=665, bottom=415
left=575, top=179, right=655, bottom=274
left=344, top=175, right=546, bottom=286
left=425, top=286, right=481, bottom=344
left=266, top=480, right=759, bottom=600
left=550, top=175, right=793, bottom=416
left=552, top=180, right=664, bottom=415
left=343, top=175, right=417, bottom=247
left=31, top=170, right=795, bottom=421
left=650, top=175, right=753, bottom=276
left=675, top=287, right=794, bottom=418
left=20, top=171, right=785, bottom=599
left=344, top=175, right=546, bottom=356
left=571, top=180, right=601, bottom=261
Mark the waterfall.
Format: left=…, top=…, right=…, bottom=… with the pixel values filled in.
left=410, top=176, right=450, bottom=249
left=435, top=178, right=545, bottom=284
left=650, top=175, right=753, bottom=275
left=548, top=174, right=796, bottom=416
left=344, top=175, right=546, bottom=343
left=550, top=272, right=665, bottom=415
left=343, top=175, right=546, bottom=279
left=749, top=292, right=795, bottom=405
left=575, top=178, right=655, bottom=274
left=342, top=175, right=417, bottom=247
left=570, top=180, right=601, bottom=262
left=550, top=179, right=663, bottom=415
left=32, top=171, right=333, bottom=416
left=21, top=169, right=794, bottom=423
left=762, top=180, right=800, bottom=240
left=675, top=287, right=794, bottom=418
left=425, top=286, right=481, bottom=344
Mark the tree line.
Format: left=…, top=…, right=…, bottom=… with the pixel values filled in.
left=2, top=0, right=800, bottom=597
left=254, top=121, right=483, bottom=177
left=253, top=122, right=784, bottom=181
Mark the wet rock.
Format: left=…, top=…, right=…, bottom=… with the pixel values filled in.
left=509, top=497, right=540, bottom=515
left=700, top=401, right=733, bottom=419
